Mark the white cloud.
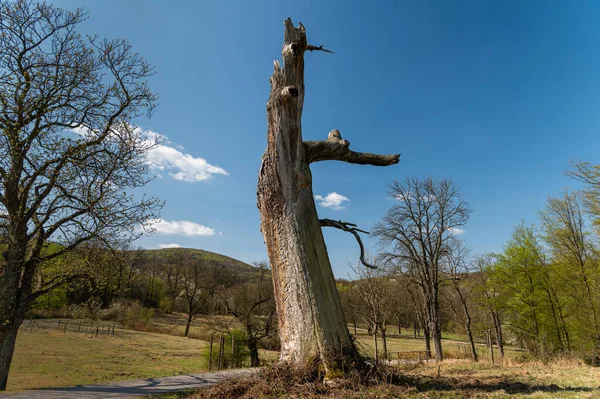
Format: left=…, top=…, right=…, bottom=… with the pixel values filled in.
left=315, top=192, right=350, bottom=210
left=448, top=227, right=465, bottom=235
left=71, top=125, right=229, bottom=183
left=158, top=243, right=184, bottom=249
left=146, top=143, right=229, bottom=182
left=147, top=219, right=220, bottom=236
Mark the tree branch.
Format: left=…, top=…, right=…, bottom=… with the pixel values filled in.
left=31, top=273, right=87, bottom=300
left=304, top=130, right=400, bottom=165
left=319, top=218, right=377, bottom=269
left=306, top=44, right=334, bottom=54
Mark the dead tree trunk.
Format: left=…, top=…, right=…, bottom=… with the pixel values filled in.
left=257, top=18, right=399, bottom=375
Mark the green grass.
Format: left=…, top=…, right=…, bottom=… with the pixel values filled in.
left=7, top=318, right=209, bottom=392
left=8, top=317, right=278, bottom=392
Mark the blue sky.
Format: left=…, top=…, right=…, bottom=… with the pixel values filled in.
left=52, top=0, right=600, bottom=277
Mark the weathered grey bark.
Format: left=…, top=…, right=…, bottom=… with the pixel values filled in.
left=257, top=19, right=399, bottom=374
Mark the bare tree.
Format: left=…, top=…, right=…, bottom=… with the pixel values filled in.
left=474, top=255, right=505, bottom=358
left=256, top=19, right=399, bottom=375
left=349, top=262, right=396, bottom=362
left=177, top=261, right=226, bottom=337
left=443, top=238, right=478, bottom=362
left=374, top=177, right=471, bottom=362
left=225, top=262, right=277, bottom=367
left=0, top=0, right=162, bottom=389
left=159, top=250, right=184, bottom=313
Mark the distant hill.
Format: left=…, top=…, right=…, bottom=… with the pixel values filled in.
left=139, top=247, right=258, bottom=277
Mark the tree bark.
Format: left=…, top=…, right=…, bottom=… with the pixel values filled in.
left=0, top=246, right=33, bottom=390
left=248, top=338, right=260, bottom=367
left=380, top=326, right=388, bottom=360
left=491, top=312, right=505, bottom=358
left=0, top=325, right=20, bottom=391
left=454, top=283, right=478, bottom=362
left=431, top=317, right=443, bottom=362
left=464, top=310, right=478, bottom=362
left=257, top=18, right=399, bottom=375
left=373, top=324, right=379, bottom=363
left=423, top=322, right=431, bottom=359
left=184, top=313, right=193, bottom=337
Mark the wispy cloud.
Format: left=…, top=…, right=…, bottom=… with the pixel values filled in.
left=147, top=219, right=220, bottom=236
left=315, top=192, right=350, bottom=210
left=158, top=243, right=184, bottom=249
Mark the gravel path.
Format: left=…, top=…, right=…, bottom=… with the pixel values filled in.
left=0, top=368, right=258, bottom=399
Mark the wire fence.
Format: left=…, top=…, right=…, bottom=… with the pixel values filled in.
left=22, top=318, right=118, bottom=338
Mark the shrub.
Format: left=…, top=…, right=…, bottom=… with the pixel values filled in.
left=103, top=299, right=156, bottom=331
left=201, top=329, right=250, bottom=369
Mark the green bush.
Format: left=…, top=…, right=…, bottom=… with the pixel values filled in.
left=201, top=329, right=250, bottom=369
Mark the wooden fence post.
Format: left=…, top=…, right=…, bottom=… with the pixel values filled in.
left=231, top=334, right=235, bottom=367
left=218, top=335, right=224, bottom=371
left=208, top=334, right=215, bottom=371
left=488, top=330, right=495, bottom=365
left=208, top=335, right=214, bottom=371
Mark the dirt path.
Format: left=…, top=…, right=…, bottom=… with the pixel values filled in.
left=0, top=368, right=258, bottom=399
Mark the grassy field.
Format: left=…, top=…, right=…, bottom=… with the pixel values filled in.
left=6, top=318, right=208, bottom=392
left=6, top=315, right=566, bottom=397
left=7, top=317, right=279, bottom=392
left=353, top=329, right=525, bottom=363
left=392, top=360, right=600, bottom=398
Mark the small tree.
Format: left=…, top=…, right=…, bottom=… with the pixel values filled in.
left=176, top=260, right=225, bottom=337
left=349, top=262, right=396, bottom=361
left=443, top=238, right=478, bottom=361
left=374, top=177, right=471, bottom=362
left=473, top=254, right=505, bottom=359
left=224, top=262, right=277, bottom=367
left=0, top=0, right=161, bottom=389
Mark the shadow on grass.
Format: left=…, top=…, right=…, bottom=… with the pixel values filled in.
left=396, top=373, right=594, bottom=395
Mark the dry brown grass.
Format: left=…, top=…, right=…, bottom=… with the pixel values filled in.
left=175, top=359, right=600, bottom=399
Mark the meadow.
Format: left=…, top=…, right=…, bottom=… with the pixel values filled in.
left=6, top=316, right=550, bottom=395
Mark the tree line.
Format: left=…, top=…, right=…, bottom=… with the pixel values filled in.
left=340, top=165, right=600, bottom=365
left=31, top=245, right=278, bottom=367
